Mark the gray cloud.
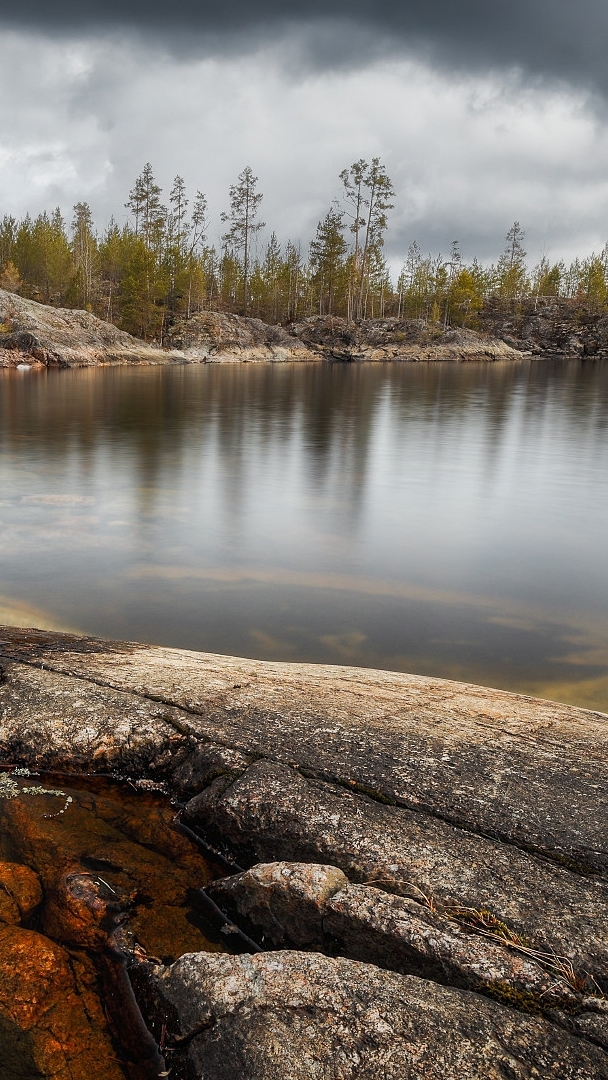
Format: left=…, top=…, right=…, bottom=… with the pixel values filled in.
left=1, top=1, right=608, bottom=97
left=1, top=31, right=607, bottom=270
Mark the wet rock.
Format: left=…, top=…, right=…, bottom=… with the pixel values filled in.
left=0, top=774, right=224, bottom=963
left=187, top=760, right=608, bottom=984
left=131, top=949, right=608, bottom=1079
left=0, top=861, right=42, bottom=924
left=42, top=870, right=123, bottom=949
left=0, top=923, right=125, bottom=1080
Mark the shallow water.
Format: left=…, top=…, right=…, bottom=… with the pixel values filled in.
left=0, top=771, right=228, bottom=1079
left=0, top=359, right=607, bottom=711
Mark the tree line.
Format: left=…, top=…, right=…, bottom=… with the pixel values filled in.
left=1, top=161, right=608, bottom=340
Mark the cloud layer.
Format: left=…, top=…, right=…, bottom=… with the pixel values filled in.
left=2, top=0, right=608, bottom=271
left=1, top=29, right=607, bottom=268
left=3, top=0, right=608, bottom=99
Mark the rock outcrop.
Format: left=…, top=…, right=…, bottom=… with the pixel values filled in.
left=0, top=289, right=184, bottom=368
left=287, top=314, right=526, bottom=362
left=0, top=625, right=607, bottom=1077
left=167, top=311, right=526, bottom=363
left=164, top=309, right=317, bottom=361
left=478, top=297, right=608, bottom=358
left=0, top=289, right=527, bottom=369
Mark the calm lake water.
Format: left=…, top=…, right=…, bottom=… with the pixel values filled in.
left=1, top=359, right=607, bottom=711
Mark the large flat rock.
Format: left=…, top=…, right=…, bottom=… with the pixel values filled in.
left=1, top=626, right=606, bottom=874
left=131, top=950, right=608, bottom=1079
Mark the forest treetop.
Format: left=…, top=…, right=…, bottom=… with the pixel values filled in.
left=1, top=161, right=607, bottom=341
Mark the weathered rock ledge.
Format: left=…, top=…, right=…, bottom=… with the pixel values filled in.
left=0, top=625, right=607, bottom=1078
left=0, top=289, right=187, bottom=368
left=167, top=311, right=527, bottom=364
left=479, top=297, right=608, bottom=359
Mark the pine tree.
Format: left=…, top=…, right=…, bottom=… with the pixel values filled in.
left=126, top=163, right=166, bottom=245
left=341, top=158, right=394, bottom=318
left=309, top=207, right=348, bottom=316
left=496, top=221, right=528, bottom=299
left=221, top=166, right=265, bottom=314
left=69, top=202, right=99, bottom=310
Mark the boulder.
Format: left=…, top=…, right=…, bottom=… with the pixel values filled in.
left=208, top=861, right=348, bottom=948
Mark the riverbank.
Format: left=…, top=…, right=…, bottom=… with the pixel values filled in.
left=1, top=626, right=606, bottom=1078
left=1, top=289, right=526, bottom=368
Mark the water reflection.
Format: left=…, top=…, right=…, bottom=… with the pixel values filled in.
left=0, top=360, right=607, bottom=711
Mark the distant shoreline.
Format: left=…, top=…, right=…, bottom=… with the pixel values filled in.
left=0, top=288, right=529, bottom=369
left=5, top=288, right=608, bottom=370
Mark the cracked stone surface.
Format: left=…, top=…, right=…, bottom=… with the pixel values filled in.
left=190, top=760, right=608, bottom=982
left=131, top=950, right=608, bottom=1079
left=208, top=862, right=583, bottom=1009
left=1, top=626, right=606, bottom=874
left=1, top=625, right=607, bottom=1073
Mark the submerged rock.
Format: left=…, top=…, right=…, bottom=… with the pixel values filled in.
left=0, top=861, right=42, bottom=925
left=0, top=924, right=126, bottom=1080
left=131, top=949, right=608, bottom=1079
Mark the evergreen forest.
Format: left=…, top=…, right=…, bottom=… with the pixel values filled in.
left=1, top=160, right=607, bottom=341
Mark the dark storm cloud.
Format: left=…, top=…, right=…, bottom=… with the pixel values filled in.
left=1, top=0, right=607, bottom=94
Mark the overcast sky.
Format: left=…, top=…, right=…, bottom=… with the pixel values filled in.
left=1, top=0, right=608, bottom=269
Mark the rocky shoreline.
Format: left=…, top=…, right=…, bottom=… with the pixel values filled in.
left=0, top=625, right=607, bottom=1078
left=1, top=288, right=527, bottom=368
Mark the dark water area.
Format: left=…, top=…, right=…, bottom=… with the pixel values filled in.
left=0, top=359, right=607, bottom=711
left=0, top=770, right=229, bottom=1079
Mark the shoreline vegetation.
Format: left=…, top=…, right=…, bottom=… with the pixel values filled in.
left=2, top=160, right=608, bottom=367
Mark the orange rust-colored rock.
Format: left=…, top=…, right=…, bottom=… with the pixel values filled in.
left=0, top=924, right=124, bottom=1080
left=42, top=871, right=124, bottom=950
left=0, top=861, right=42, bottom=924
